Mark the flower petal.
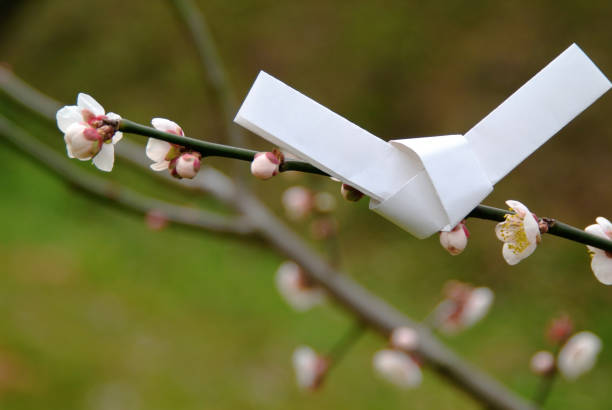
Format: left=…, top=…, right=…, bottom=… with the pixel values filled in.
left=596, top=216, right=612, bottom=237
left=591, top=253, right=612, bottom=285
left=506, top=200, right=529, bottom=218
left=77, top=93, right=105, bottom=116
left=111, top=131, right=123, bottom=144
left=92, top=143, right=114, bottom=172
left=56, top=105, right=83, bottom=132
left=585, top=224, right=607, bottom=253
left=150, top=161, right=170, bottom=171
left=146, top=138, right=172, bottom=162
left=502, top=241, right=537, bottom=265
left=151, top=117, right=183, bottom=135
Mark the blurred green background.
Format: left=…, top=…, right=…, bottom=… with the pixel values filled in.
left=1, top=1, right=612, bottom=409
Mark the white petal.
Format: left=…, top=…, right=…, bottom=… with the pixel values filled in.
left=146, top=138, right=172, bottom=162
left=151, top=117, right=183, bottom=135
left=557, top=331, right=602, bottom=380
left=596, top=216, right=612, bottom=237
left=502, top=241, right=537, bottom=265
left=506, top=200, right=530, bottom=218
left=585, top=224, right=607, bottom=253
left=106, top=112, right=122, bottom=121
left=56, top=105, right=83, bottom=132
left=150, top=161, right=170, bottom=171
left=373, top=350, right=422, bottom=389
left=292, top=346, right=319, bottom=389
left=111, top=131, right=123, bottom=144
left=92, top=143, right=115, bottom=172
left=461, top=287, right=494, bottom=327
left=77, top=93, right=105, bottom=116
left=591, top=253, right=612, bottom=285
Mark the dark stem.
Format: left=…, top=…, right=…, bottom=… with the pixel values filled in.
left=533, top=372, right=557, bottom=408
left=326, top=321, right=366, bottom=369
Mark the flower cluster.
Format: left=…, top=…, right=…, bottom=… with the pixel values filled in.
left=373, top=327, right=422, bottom=389
left=431, top=280, right=494, bottom=334
left=56, top=93, right=122, bottom=171
left=146, top=118, right=201, bottom=179
left=584, top=216, right=612, bottom=285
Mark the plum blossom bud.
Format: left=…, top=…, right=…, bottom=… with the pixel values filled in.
left=547, top=314, right=573, bottom=345
left=251, top=151, right=282, bottom=180
left=390, top=327, right=419, bottom=351
left=64, top=123, right=102, bottom=160
left=439, top=221, right=469, bottom=255
left=282, top=186, right=313, bottom=220
left=170, top=152, right=201, bottom=179
left=434, top=281, right=494, bottom=334
left=530, top=351, right=555, bottom=375
left=495, top=200, right=541, bottom=265
left=292, top=345, right=329, bottom=390
left=584, top=216, right=612, bottom=285
left=340, top=184, right=363, bottom=202
left=314, top=192, right=337, bottom=213
left=275, top=261, right=325, bottom=311
left=372, top=349, right=422, bottom=389
left=557, top=331, right=602, bottom=380
left=145, top=210, right=169, bottom=231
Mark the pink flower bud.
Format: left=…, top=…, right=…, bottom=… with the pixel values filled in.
left=340, top=184, right=363, bottom=202
left=171, top=152, right=201, bottom=179
left=282, top=186, right=313, bottom=220
left=251, top=152, right=280, bottom=180
left=530, top=351, right=555, bottom=375
left=390, top=327, right=419, bottom=351
left=547, top=315, right=573, bottom=345
left=64, top=123, right=102, bottom=160
left=439, top=222, right=469, bottom=255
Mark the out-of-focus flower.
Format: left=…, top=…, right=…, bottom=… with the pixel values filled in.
left=390, top=327, right=419, bottom=351
left=584, top=216, right=612, bottom=285
left=557, top=331, right=602, bottom=380
left=340, top=183, right=364, bottom=202
left=292, top=345, right=328, bottom=390
left=547, top=314, right=574, bottom=345
left=372, top=349, right=422, bottom=389
left=282, top=186, right=313, bottom=220
left=314, top=192, right=337, bottom=213
left=146, top=118, right=183, bottom=171
left=275, top=261, right=325, bottom=311
left=56, top=93, right=122, bottom=171
left=251, top=150, right=283, bottom=180
left=310, top=217, right=338, bottom=240
left=439, top=221, right=469, bottom=255
left=530, top=351, right=555, bottom=376
left=434, top=281, right=494, bottom=334
left=170, top=152, right=202, bottom=179
left=145, top=210, right=169, bottom=231
left=495, top=200, right=541, bottom=265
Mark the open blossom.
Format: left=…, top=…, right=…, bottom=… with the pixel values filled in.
left=282, top=186, right=313, bottom=220
left=440, top=221, right=469, bottom=255
left=292, top=346, right=328, bottom=390
left=146, top=118, right=183, bottom=171
left=251, top=150, right=282, bottom=179
left=584, top=216, right=612, bottom=285
left=557, top=331, right=602, bottom=380
left=373, top=349, right=422, bottom=389
left=56, top=93, right=122, bottom=171
left=530, top=351, right=555, bottom=375
left=495, top=200, right=541, bottom=265
left=275, top=261, right=325, bottom=311
left=434, top=281, right=494, bottom=334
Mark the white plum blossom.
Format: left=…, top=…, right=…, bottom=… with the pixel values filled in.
left=530, top=350, right=555, bottom=375
left=282, top=186, right=313, bottom=220
left=56, top=93, right=122, bottom=171
left=372, top=349, right=422, bottom=389
left=390, top=327, right=419, bottom=351
left=557, top=331, right=602, bottom=380
left=495, top=200, right=541, bottom=265
left=292, top=345, right=328, bottom=390
left=584, top=216, right=612, bottom=285
left=146, top=118, right=183, bottom=171
left=251, top=151, right=282, bottom=180
left=434, top=282, right=494, bottom=334
left=275, top=261, right=325, bottom=311
left=440, top=221, right=469, bottom=255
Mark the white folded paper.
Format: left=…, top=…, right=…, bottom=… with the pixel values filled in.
left=235, top=44, right=611, bottom=238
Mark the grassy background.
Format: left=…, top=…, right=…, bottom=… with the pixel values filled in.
left=1, top=0, right=612, bottom=408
